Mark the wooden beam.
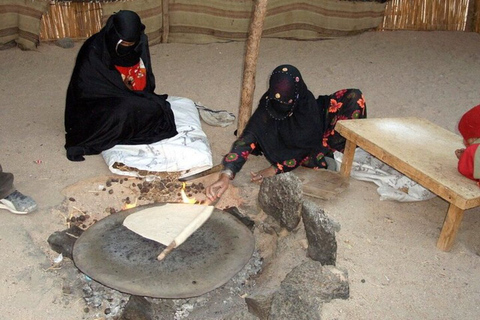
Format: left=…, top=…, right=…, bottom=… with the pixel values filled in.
left=237, top=0, right=268, bottom=136
left=162, top=0, right=170, bottom=43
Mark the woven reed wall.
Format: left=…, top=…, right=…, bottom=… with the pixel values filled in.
left=39, top=0, right=480, bottom=42
left=379, top=0, right=471, bottom=31
left=40, top=1, right=102, bottom=40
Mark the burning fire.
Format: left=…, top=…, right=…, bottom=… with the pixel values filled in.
left=181, top=182, right=197, bottom=204
left=121, top=182, right=197, bottom=210
left=122, top=198, right=137, bottom=210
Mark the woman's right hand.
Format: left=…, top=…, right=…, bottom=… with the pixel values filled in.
left=205, top=174, right=231, bottom=202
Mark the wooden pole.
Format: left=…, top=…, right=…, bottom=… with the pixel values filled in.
left=465, top=0, right=474, bottom=31
left=237, top=0, right=268, bottom=136
left=162, top=0, right=170, bottom=43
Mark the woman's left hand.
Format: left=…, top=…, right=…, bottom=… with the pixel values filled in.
left=123, top=75, right=134, bottom=90
left=455, top=148, right=465, bottom=159
left=251, top=166, right=276, bottom=183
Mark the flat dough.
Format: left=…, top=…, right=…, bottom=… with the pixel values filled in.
left=123, top=203, right=214, bottom=246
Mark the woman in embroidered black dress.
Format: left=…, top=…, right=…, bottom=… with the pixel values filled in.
left=64, top=10, right=177, bottom=161
left=206, top=64, right=366, bottom=201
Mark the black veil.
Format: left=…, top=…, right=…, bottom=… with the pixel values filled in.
left=64, top=10, right=177, bottom=161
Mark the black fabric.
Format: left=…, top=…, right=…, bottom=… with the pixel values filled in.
left=106, top=10, right=144, bottom=67
left=64, top=10, right=177, bottom=161
left=243, top=64, right=324, bottom=164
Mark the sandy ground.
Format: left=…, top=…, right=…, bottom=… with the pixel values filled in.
left=1, top=30, right=480, bottom=319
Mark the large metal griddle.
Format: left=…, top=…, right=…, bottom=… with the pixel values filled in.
left=72, top=203, right=255, bottom=298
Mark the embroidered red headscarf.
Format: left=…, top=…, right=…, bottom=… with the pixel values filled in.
left=458, top=104, right=480, bottom=141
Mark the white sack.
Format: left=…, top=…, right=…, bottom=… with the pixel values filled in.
left=102, top=96, right=213, bottom=177
left=334, top=148, right=436, bottom=202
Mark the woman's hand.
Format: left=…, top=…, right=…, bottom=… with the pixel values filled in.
left=455, top=148, right=465, bottom=159
left=250, top=166, right=276, bottom=183
left=123, top=75, right=134, bottom=90
left=205, top=174, right=231, bottom=202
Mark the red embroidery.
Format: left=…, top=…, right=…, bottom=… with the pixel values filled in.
left=115, top=60, right=147, bottom=91
left=328, top=99, right=343, bottom=113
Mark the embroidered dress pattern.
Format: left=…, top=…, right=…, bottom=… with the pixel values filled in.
left=115, top=59, right=147, bottom=91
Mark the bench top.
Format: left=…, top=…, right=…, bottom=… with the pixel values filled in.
left=336, top=117, right=480, bottom=210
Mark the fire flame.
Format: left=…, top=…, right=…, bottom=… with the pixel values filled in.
left=181, top=182, right=196, bottom=204
left=122, top=198, right=137, bottom=210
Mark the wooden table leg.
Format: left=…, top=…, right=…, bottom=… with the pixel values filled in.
left=339, top=140, right=357, bottom=179
left=436, top=204, right=465, bottom=251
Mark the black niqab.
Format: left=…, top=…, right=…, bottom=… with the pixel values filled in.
left=64, top=10, right=177, bottom=161
left=243, top=65, right=325, bottom=164
left=106, top=10, right=144, bottom=67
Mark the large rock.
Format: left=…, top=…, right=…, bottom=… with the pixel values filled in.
left=119, top=296, right=155, bottom=320
left=47, top=225, right=84, bottom=260
left=245, top=293, right=274, bottom=320
left=258, top=172, right=303, bottom=231
left=302, top=200, right=339, bottom=265
left=269, top=261, right=349, bottom=320
left=223, top=308, right=259, bottom=320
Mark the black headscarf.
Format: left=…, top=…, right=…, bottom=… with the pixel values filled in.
left=105, top=10, right=145, bottom=66
left=243, top=65, right=325, bottom=164
left=64, top=10, right=177, bottom=161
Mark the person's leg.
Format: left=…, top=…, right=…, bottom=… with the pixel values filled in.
left=0, top=164, right=37, bottom=214
left=0, top=164, right=15, bottom=199
left=323, top=88, right=367, bottom=152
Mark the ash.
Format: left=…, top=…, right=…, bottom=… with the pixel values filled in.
left=167, top=250, right=263, bottom=319
left=77, top=250, right=262, bottom=319
left=81, top=276, right=130, bottom=318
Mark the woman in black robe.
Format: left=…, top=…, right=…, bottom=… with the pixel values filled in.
left=64, top=10, right=177, bottom=161
left=206, top=64, right=367, bottom=201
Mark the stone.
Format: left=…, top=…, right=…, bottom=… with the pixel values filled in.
left=223, top=206, right=255, bottom=231
left=55, top=37, right=75, bottom=49
left=149, top=298, right=176, bottom=319
left=119, top=296, right=155, bottom=320
left=301, top=200, right=339, bottom=265
left=270, top=261, right=349, bottom=320
left=245, top=293, right=274, bottom=320
left=258, top=172, right=303, bottom=231
left=47, top=225, right=84, bottom=260
left=223, top=308, right=259, bottom=320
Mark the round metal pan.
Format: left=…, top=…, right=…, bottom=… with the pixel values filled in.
left=72, top=203, right=255, bottom=298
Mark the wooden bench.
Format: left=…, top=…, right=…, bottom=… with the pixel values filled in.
left=335, top=117, right=480, bottom=251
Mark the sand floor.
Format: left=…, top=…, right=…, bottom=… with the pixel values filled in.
left=1, top=30, right=480, bottom=319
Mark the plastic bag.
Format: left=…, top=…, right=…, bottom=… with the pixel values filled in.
left=334, top=148, right=436, bottom=202
left=102, top=96, right=213, bottom=177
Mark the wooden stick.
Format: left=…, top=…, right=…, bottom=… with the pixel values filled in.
left=162, top=0, right=170, bottom=43
left=237, top=0, right=268, bottom=137
left=157, top=240, right=176, bottom=261
left=156, top=203, right=216, bottom=261
left=72, top=206, right=86, bottom=215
